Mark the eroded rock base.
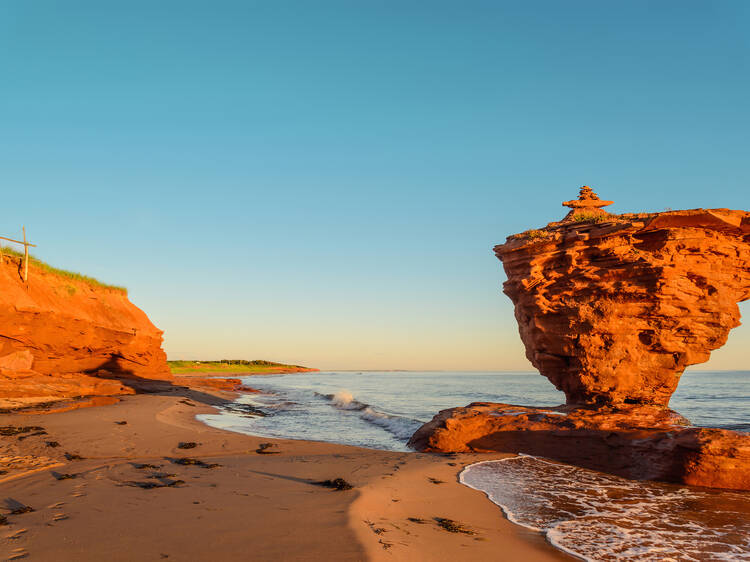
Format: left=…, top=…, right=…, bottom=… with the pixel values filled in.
left=408, top=403, right=750, bottom=491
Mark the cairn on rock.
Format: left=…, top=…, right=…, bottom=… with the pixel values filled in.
left=561, top=185, right=613, bottom=222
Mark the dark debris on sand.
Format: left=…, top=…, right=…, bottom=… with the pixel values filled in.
left=125, top=479, right=185, bottom=489
left=133, top=463, right=161, bottom=470
left=64, top=453, right=84, bottom=461
left=0, top=426, right=45, bottom=437
left=18, top=430, right=47, bottom=440
left=434, top=517, right=475, bottom=535
left=177, top=442, right=197, bottom=449
left=52, top=472, right=77, bottom=481
left=256, top=443, right=280, bottom=454
left=314, top=478, right=354, bottom=491
left=171, top=458, right=221, bottom=469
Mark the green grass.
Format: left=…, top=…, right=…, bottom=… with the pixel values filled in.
left=525, top=228, right=551, bottom=239
left=168, top=359, right=313, bottom=374
left=507, top=228, right=551, bottom=241
left=1, top=245, right=127, bottom=293
left=571, top=212, right=606, bottom=223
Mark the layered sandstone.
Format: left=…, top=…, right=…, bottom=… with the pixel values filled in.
left=0, top=257, right=170, bottom=407
left=496, top=194, right=750, bottom=406
left=409, top=403, right=750, bottom=490
left=409, top=187, right=750, bottom=490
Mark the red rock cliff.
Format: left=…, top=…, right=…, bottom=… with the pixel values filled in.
left=0, top=257, right=170, bottom=406
left=495, top=191, right=750, bottom=406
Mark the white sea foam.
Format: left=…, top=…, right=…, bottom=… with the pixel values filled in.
left=328, top=390, right=367, bottom=410
left=322, top=389, right=423, bottom=440
left=359, top=406, right=423, bottom=440
left=460, top=455, right=750, bottom=561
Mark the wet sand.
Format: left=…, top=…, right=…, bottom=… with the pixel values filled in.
left=0, top=383, right=570, bottom=561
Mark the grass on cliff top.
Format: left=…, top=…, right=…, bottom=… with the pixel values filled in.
left=1, top=246, right=127, bottom=294
left=571, top=212, right=607, bottom=223
left=168, top=359, right=313, bottom=374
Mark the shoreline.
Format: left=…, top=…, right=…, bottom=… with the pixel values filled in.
left=0, top=383, right=570, bottom=561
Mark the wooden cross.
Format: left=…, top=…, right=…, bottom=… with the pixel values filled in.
left=0, top=226, right=37, bottom=282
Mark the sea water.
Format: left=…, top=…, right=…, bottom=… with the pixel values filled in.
left=197, top=371, right=568, bottom=451
left=198, top=370, right=750, bottom=560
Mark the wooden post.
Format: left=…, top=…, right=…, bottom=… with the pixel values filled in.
left=22, top=226, right=28, bottom=283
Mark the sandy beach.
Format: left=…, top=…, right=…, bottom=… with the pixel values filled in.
left=0, top=381, right=569, bottom=561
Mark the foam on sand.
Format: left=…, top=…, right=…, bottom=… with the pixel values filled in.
left=460, top=455, right=750, bottom=561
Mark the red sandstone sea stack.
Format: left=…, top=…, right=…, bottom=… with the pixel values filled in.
left=409, top=187, right=750, bottom=491
left=499, top=187, right=750, bottom=406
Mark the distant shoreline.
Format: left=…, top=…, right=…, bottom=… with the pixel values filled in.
left=168, top=359, right=318, bottom=376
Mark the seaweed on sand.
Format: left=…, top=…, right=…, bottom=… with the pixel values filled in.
left=171, top=458, right=220, bottom=469
left=125, top=479, right=185, bottom=489
left=314, top=478, right=353, bottom=491
left=256, top=443, right=280, bottom=454
left=434, top=517, right=475, bottom=535
left=133, top=463, right=161, bottom=470
left=52, top=472, right=77, bottom=481
left=0, top=426, right=44, bottom=437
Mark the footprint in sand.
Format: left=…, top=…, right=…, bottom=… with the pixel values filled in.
left=5, top=528, right=27, bottom=540
left=8, top=548, right=29, bottom=560
left=52, top=513, right=69, bottom=522
left=46, top=502, right=65, bottom=509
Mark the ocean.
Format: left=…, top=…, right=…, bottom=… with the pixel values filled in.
left=198, top=370, right=750, bottom=561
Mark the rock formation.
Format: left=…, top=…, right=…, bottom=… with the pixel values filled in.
left=409, top=187, right=750, bottom=490
left=0, top=257, right=171, bottom=407
left=409, top=403, right=750, bottom=490
left=499, top=187, right=750, bottom=406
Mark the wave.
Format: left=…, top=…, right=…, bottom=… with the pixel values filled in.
left=321, top=390, right=368, bottom=411
left=460, top=455, right=750, bottom=561
left=319, top=390, right=423, bottom=441
left=359, top=406, right=423, bottom=441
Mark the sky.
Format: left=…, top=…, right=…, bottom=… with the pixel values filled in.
left=0, top=1, right=748, bottom=370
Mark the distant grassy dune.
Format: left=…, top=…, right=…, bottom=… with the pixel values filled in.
left=168, top=359, right=317, bottom=375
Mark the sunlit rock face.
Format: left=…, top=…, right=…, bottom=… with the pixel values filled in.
left=409, top=188, right=750, bottom=490
left=494, top=190, right=750, bottom=406
left=408, top=402, right=750, bottom=490
left=0, top=261, right=170, bottom=407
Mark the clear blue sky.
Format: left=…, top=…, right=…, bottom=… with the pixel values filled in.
left=1, top=1, right=748, bottom=369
